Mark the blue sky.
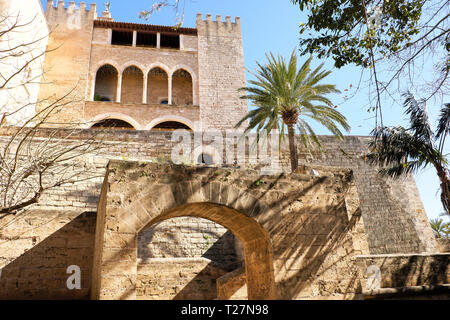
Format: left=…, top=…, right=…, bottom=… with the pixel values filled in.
left=41, top=0, right=448, bottom=220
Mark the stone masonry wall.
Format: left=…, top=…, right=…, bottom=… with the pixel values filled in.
left=138, top=217, right=240, bottom=268
left=295, top=136, right=437, bottom=254
left=0, top=128, right=437, bottom=256
left=196, top=14, right=248, bottom=130
left=437, top=239, right=450, bottom=253
left=37, top=1, right=96, bottom=123
left=0, top=126, right=444, bottom=299
left=0, top=210, right=95, bottom=299
left=137, top=216, right=243, bottom=299
left=356, top=253, right=449, bottom=293
left=137, top=258, right=230, bottom=300
left=93, top=161, right=370, bottom=299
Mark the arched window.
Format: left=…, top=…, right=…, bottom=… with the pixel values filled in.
left=94, top=64, right=118, bottom=102
left=151, top=121, right=192, bottom=131
left=172, top=69, right=193, bottom=105
left=147, top=67, right=168, bottom=104
left=121, top=66, right=144, bottom=104
left=91, top=119, right=135, bottom=130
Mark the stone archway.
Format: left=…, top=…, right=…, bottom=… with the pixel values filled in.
left=91, top=162, right=276, bottom=300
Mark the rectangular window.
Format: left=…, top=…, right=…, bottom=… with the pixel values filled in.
left=111, top=30, right=133, bottom=46
left=160, top=34, right=180, bottom=49
left=136, top=32, right=157, bottom=48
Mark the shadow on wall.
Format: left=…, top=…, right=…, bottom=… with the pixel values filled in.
left=130, top=165, right=364, bottom=300
left=255, top=174, right=363, bottom=299
left=138, top=224, right=241, bottom=269
left=0, top=212, right=96, bottom=300
left=392, top=256, right=448, bottom=287
left=172, top=231, right=244, bottom=300
left=173, top=260, right=230, bottom=300
left=137, top=226, right=243, bottom=300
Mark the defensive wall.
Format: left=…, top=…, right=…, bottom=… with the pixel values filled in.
left=0, top=128, right=447, bottom=300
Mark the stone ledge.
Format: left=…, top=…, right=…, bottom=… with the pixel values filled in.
left=138, top=257, right=217, bottom=264
left=354, top=253, right=450, bottom=259
left=363, top=284, right=450, bottom=299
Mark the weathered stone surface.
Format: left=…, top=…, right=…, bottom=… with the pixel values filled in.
left=90, top=161, right=369, bottom=300
left=0, top=211, right=96, bottom=300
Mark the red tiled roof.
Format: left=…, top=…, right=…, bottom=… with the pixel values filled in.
left=94, top=20, right=197, bottom=35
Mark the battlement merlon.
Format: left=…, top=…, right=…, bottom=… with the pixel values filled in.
left=45, top=0, right=97, bottom=21
left=196, top=13, right=242, bottom=36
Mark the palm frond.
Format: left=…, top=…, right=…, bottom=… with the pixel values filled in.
left=236, top=50, right=350, bottom=171
left=403, top=92, right=434, bottom=144
left=436, top=103, right=449, bottom=140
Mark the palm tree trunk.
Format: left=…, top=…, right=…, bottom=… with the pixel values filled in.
left=287, top=123, right=298, bottom=172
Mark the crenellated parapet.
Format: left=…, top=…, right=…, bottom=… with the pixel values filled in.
left=196, top=13, right=242, bottom=37
left=45, top=0, right=97, bottom=28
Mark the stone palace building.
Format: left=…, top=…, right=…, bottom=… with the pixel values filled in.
left=0, top=0, right=448, bottom=300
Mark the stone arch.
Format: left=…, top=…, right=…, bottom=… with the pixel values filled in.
left=93, top=60, right=122, bottom=74
left=121, top=65, right=144, bottom=104
left=171, top=68, right=193, bottom=105
left=170, top=65, right=197, bottom=105
left=86, top=113, right=141, bottom=130
left=147, top=66, right=169, bottom=104
left=91, top=119, right=136, bottom=130
left=92, top=174, right=276, bottom=300
left=121, top=61, right=146, bottom=75
left=144, top=116, right=195, bottom=131
left=146, top=62, right=171, bottom=76
left=93, top=64, right=119, bottom=102
left=169, top=64, right=197, bottom=82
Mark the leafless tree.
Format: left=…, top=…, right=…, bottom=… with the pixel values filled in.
left=140, top=0, right=187, bottom=27
left=0, top=10, right=107, bottom=218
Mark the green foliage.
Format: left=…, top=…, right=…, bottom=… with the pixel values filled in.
left=367, top=92, right=449, bottom=214
left=429, top=218, right=450, bottom=238
left=291, top=0, right=425, bottom=68
left=253, top=179, right=265, bottom=187
left=235, top=50, right=350, bottom=151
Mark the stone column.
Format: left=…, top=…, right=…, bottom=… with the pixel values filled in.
left=132, top=30, right=137, bottom=47
left=91, top=74, right=96, bottom=101
left=179, top=34, right=184, bottom=50
left=156, top=33, right=161, bottom=49
left=168, top=75, right=172, bottom=105
left=117, top=73, right=122, bottom=103
left=143, top=73, right=148, bottom=104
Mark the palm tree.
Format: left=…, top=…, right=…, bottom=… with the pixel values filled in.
left=429, top=218, right=450, bottom=238
left=367, top=92, right=449, bottom=215
left=235, top=50, right=350, bottom=172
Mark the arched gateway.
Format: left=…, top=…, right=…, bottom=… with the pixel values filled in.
left=91, top=162, right=277, bottom=300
